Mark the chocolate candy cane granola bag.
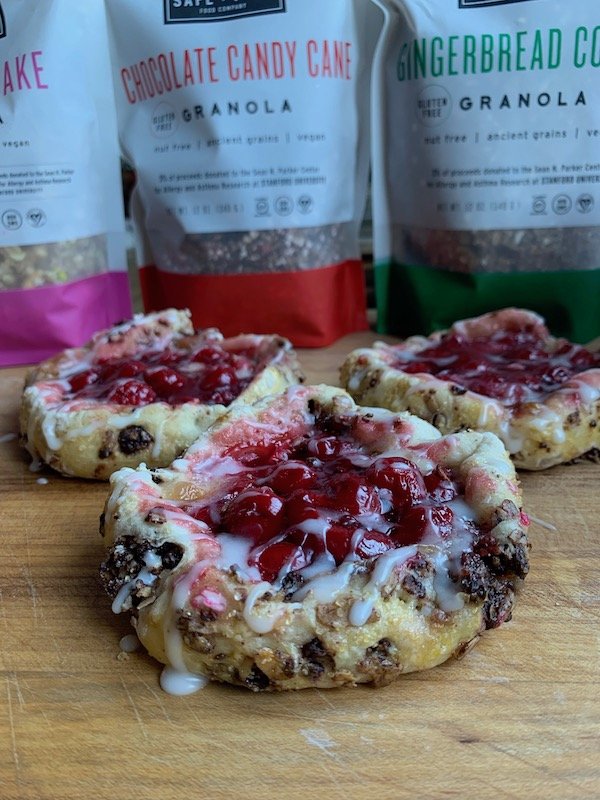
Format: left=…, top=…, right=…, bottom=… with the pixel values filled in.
left=0, top=0, right=130, bottom=366
left=372, top=0, right=600, bottom=342
left=106, top=0, right=381, bottom=347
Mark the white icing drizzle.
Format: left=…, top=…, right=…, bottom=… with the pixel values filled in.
left=216, top=534, right=261, bottom=581
left=160, top=560, right=212, bottom=690
left=565, top=377, right=600, bottom=406
left=355, top=508, right=393, bottom=533
left=293, top=551, right=337, bottom=582
left=295, top=516, right=334, bottom=538
left=41, top=408, right=68, bottom=451
left=36, top=478, right=48, bottom=485
left=157, top=509, right=212, bottom=540
left=243, top=581, right=283, bottom=634
left=105, top=467, right=157, bottom=528
left=477, top=397, right=502, bottom=428
left=496, top=418, right=525, bottom=455
left=445, top=498, right=478, bottom=560
left=292, top=559, right=356, bottom=603
left=143, top=550, right=163, bottom=570
left=346, top=369, right=364, bottom=393
left=111, top=551, right=160, bottom=614
left=190, top=455, right=249, bottom=477
left=63, top=421, right=104, bottom=441
left=431, top=550, right=465, bottom=613
left=109, top=408, right=147, bottom=430
left=160, top=666, right=208, bottom=695
left=348, top=546, right=417, bottom=627
left=151, top=418, right=167, bottom=458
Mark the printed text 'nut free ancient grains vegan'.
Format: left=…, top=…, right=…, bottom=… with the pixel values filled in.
left=0, top=0, right=130, bottom=366
left=106, top=0, right=382, bottom=347
left=371, top=0, right=600, bottom=342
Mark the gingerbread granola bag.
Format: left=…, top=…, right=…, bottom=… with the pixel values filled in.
left=0, top=0, right=130, bottom=366
left=372, top=0, right=600, bottom=342
left=106, top=0, right=381, bottom=346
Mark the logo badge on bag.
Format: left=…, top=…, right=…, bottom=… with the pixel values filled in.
left=0, top=3, right=6, bottom=39
left=164, top=0, right=286, bottom=24
left=459, top=0, right=532, bottom=7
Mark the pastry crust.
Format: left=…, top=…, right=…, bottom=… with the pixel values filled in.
left=100, top=385, right=529, bottom=693
left=341, top=309, right=600, bottom=470
left=20, top=309, right=302, bottom=479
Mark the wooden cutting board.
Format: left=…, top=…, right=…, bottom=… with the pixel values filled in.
left=1, top=331, right=599, bottom=800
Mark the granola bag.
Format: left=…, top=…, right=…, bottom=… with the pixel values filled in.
left=0, top=0, right=130, bottom=366
left=372, top=0, right=600, bottom=342
left=106, top=0, right=380, bottom=347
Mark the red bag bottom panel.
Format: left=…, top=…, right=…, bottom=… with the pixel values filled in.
left=139, top=260, right=369, bottom=348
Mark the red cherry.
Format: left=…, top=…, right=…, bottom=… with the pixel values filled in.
left=390, top=505, right=454, bottom=547
left=144, top=366, right=185, bottom=397
left=68, top=368, right=99, bottom=394
left=324, top=523, right=354, bottom=564
left=221, top=487, right=285, bottom=544
left=367, top=458, right=426, bottom=510
left=402, top=360, right=433, bottom=374
left=100, top=360, right=146, bottom=381
left=286, top=526, right=325, bottom=557
left=571, top=347, right=597, bottom=369
left=157, top=348, right=183, bottom=365
left=356, top=530, right=393, bottom=559
left=424, top=467, right=457, bottom=503
left=107, top=380, right=157, bottom=406
left=267, top=461, right=317, bottom=495
left=202, top=365, right=237, bottom=391
left=250, top=542, right=309, bottom=583
left=229, top=352, right=253, bottom=370
left=187, top=505, right=214, bottom=527
left=210, top=388, right=238, bottom=406
left=328, top=473, right=383, bottom=515
left=388, top=326, right=600, bottom=404
left=226, top=442, right=286, bottom=467
left=191, top=346, right=223, bottom=364
left=306, top=435, right=344, bottom=460
left=433, top=332, right=464, bottom=357
left=285, top=490, right=328, bottom=527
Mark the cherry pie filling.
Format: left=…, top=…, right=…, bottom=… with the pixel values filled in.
left=393, top=329, right=600, bottom=405
left=63, top=342, right=259, bottom=406
left=180, top=417, right=481, bottom=586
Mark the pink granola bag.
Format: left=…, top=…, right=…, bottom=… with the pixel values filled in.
left=0, top=0, right=130, bottom=366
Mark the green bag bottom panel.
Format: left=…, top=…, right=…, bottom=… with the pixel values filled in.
left=375, top=262, right=600, bottom=344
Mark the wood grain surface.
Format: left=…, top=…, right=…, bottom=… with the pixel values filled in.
left=1, top=331, right=599, bottom=800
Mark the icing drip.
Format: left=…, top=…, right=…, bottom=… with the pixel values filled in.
left=161, top=560, right=213, bottom=692
left=111, top=551, right=161, bottom=614
left=216, top=534, right=261, bottom=582
left=348, top=546, right=417, bottom=627
left=160, top=667, right=208, bottom=696
left=292, top=560, right=356, bottom=603
left=431, top=551, right=465, bottom=613
left=243, top=581, right=284, bottom=634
